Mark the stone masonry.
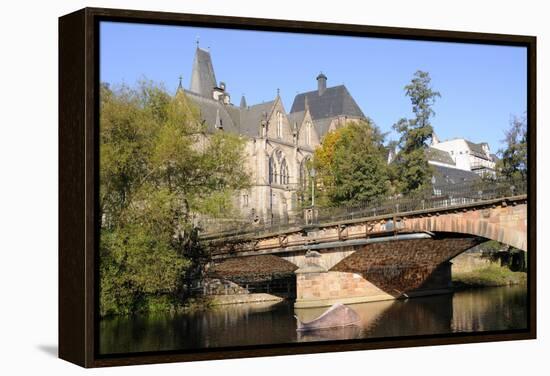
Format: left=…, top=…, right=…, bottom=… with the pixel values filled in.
left=294, top=237, right=480, bottom=308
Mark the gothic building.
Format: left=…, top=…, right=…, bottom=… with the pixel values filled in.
left=179, top=47, right=366, bottom=223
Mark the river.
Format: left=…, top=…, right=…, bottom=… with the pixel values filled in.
left=99, top=285, right=528, bottom=354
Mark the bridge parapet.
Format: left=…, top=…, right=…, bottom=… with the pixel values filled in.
left=200, top=178, right=526, bottom=243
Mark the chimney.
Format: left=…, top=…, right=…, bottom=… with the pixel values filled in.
left=316, top=72, right=327, bottom=96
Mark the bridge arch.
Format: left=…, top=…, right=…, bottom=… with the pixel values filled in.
left=402, top=200, right=527, bottom=251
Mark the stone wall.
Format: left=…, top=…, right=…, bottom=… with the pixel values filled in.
left=295, top=271, right=393, bottom=308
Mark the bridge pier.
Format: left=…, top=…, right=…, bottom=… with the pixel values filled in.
left=293, top=250, right=391, bottom=308
left=293, top=237, right=476, bottom=308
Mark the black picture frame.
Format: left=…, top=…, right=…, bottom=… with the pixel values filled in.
left=59, top=7, right=537, bottom=368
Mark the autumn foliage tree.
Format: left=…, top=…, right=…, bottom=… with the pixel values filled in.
left=99, top=81, right=250, bottom=316
left=312, top=119, right=391, bottom=207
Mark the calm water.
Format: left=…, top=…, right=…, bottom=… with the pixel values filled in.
left=99, top=286, right=528, bottom=354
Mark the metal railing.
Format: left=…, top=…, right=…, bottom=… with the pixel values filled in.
left=199, top=178, right=526, bottom=239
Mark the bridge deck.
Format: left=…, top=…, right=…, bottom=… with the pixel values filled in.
left=203, top=194, right=526, bottom=244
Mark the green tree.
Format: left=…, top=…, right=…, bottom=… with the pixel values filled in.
left=99, top=81, right=250, bottom=316
left=392, top=71, right=440, bottom=194
left=498, top=114, right=527, bottom=181
left=312, top=119, right=391, bottom=206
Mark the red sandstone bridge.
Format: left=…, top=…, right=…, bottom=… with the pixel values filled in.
left=199, top=179, right=527, bottom=308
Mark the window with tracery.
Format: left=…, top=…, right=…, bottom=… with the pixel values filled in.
left=269, top=149, right=290, bottom=185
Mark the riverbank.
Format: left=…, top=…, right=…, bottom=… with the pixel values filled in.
left=452, top=264, right=527, bottom=289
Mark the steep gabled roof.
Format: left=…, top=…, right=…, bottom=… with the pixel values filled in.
left=312, top=117, right=334, bottom=139
left=184, top=90, right=240, bottom=134
left=287, top=110, right=305, bottom=131
left=290, top=85, right=365, bottom=121
left=238, top=100, right=276, bottom=138
left=465, top=140, right=490, bottom=160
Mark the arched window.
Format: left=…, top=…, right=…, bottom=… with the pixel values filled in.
left=277, top=112, right=283, bottom=138
left=269, top=149, right=290, bottom=186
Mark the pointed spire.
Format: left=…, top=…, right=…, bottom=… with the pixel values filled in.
left=240, top=94, right=247, bottom=109
left=304, top=95, right=310, bottom=113
left=177, top=75, right=183, bottom=92
left=277, top=88, right=280, bottom=97
left=190, top=45, right=217, bottom=98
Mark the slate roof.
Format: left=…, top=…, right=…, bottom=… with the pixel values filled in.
left=239, top=100, right=276, bottom=137
left=186, top=46, right=367, bottom=141
left=185, top=89, right=277, bottom=138
left=465, top=140, right=490, bottom=159
left=184, top=90, right=240, bottom=134
left=287, top=111, right=305, bottom=133
left=189, top=48, right=218, bottom=98
left=427, top=147, right=455, bottom=166
left=432, top=165, right=480, bottom=192
left=290, top=85, right=365, bottom=121
left=312, top=118, right=334, bottom=139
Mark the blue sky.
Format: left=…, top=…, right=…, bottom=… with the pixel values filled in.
left=100, top=21, right=527, bottom=152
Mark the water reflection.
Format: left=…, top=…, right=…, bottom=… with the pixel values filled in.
left=99, top=286, right=527, bottom=354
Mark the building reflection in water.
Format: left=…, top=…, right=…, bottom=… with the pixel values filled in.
left=99, top=286, right=527, bottom=355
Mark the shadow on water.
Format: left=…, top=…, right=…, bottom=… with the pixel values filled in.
left=99, top=285, right=528, bottom=355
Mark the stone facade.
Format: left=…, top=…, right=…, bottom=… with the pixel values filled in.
left=182, top=47, right=365, bottom=223
left=295, top=271, right=392, bottom=308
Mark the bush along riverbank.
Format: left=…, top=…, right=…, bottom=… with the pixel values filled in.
left=452, top=264, right=527, bottom=289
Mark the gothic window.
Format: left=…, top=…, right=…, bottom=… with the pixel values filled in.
left=277, top=111, right=283, bottom=138
left=269, top=149, right=290, bottom=186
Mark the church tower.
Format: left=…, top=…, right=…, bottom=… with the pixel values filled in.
left=190, top=46, right=218, bottom=98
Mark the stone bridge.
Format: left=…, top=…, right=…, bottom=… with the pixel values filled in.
left=205, top=194, right=527, bottom=308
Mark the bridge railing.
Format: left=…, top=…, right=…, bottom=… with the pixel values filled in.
left=315, top=178, right=526, bottom=223
left=199, top=178, right=526, bottom=238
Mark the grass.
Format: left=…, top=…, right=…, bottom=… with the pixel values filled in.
left=452, top=264, right=527, bottom=289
